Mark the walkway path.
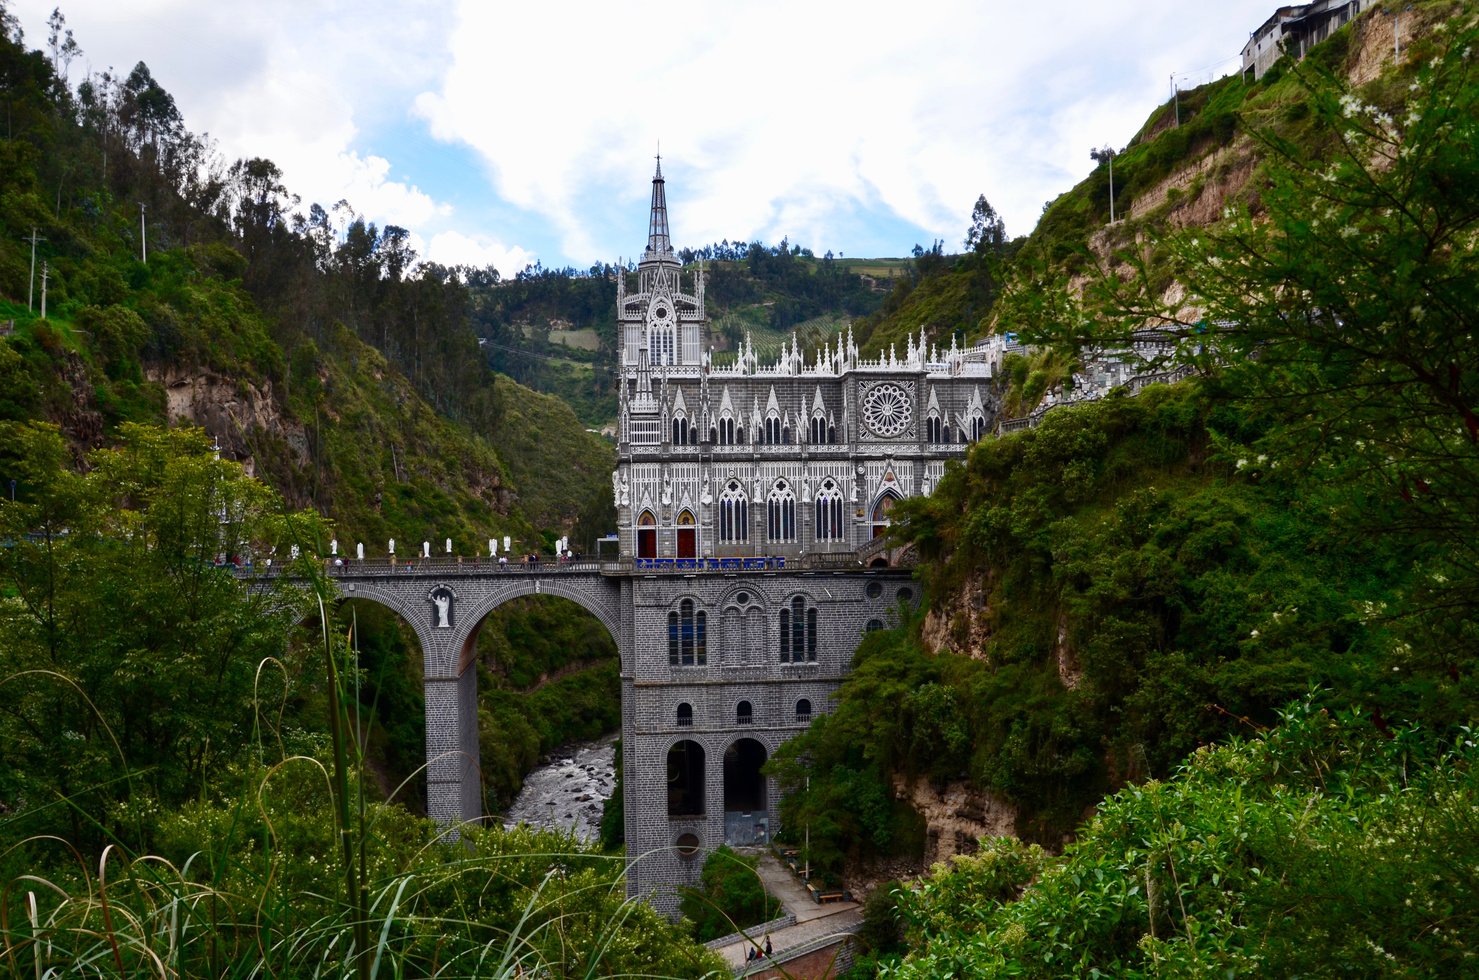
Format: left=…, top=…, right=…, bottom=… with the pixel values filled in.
left=713, top=853, right=862, bottom=973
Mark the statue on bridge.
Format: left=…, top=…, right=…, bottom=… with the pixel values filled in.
left=431, top=589, right=453, bottom=629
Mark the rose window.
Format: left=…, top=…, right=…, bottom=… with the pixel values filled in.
left=862, top=383, right=912, bottom=437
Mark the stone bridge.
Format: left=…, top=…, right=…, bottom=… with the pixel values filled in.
left=243, top=550, right=912, bottom=917
left=250, top=558, right=623, bottom=825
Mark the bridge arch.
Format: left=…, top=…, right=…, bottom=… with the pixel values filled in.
left=279, top=569, right=624, bottom=828
left=453, top=577, right=622, bottom=676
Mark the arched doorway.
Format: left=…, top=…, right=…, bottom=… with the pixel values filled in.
left=870, top=490, right=901, bottom=540
left=637, top=510, right=657, bottom=559
left=667, top=739, right=706, bottom=817
left=676, top=509, right=697, bottom=559
left=723, top=737, right=769, bottom=845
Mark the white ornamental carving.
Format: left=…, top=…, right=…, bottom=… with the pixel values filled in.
left=861, top=382, right=913, bottom=438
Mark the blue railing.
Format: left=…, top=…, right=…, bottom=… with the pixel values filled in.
left=632, top=556, right=785, bottom=572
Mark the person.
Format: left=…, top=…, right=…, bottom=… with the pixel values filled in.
left=498, top=554, right=508, bottom=568
left=746, top=948, right=755, bottom=963
left=764, top=936, right=772, bottom=957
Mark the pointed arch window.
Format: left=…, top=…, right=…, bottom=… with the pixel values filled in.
left=718, top=415, right=736, bottom=445
left=719, top=481, right=749, bottom=542
left=970, top=414, right=986, bottom=441
left=814, top=479, right=845, bottom=542
left=870, top=491, right=901, bottom=540
left=767, top=480, right=796, bottom=542
left=811, top=416, right=827, bottom=444
left=765, top=414, right=782, bottom=445
left=637, top=509, right=657, bottom=559
left=779, top=596, right=818, bottom=662
left=926, top=413, right=942, bottom=443
left=668, top=598, right=707, bottom=666
left=672, top=414, right=689, bottom=445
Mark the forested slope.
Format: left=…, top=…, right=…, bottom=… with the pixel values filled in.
left=0, top=7, right=619, bottom=817
left=776, top=5, right=1479, bottom=973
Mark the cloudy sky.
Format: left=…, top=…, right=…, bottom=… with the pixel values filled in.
left=12, top=0, right=1268, bottom=275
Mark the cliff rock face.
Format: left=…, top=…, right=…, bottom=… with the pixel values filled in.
left=919, top=570, right=992, bottom=661
left=897, top=775, right=1017, bottom=865
left=147, top=366, right=309, bottom=478
left=57, top=351, right=104, bottom=449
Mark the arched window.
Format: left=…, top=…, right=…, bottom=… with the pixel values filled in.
left=767, top=480, right=796, bottom=542
left=870, top=491, right=900, bottom=540
left=667, top=740, right=704, bottom=816
left=677, top=702, right=693, bottom=727
left=637, top=510, right=657, bottom=559
left=811, top=416, right=826, bottom=444
left=779, top=596, right=818, bottom=662
left=676, top=509, right=697, bottom=559
left=926, top=413, right=942, bottom=443
left=970, top=414, right=986, bottom=441
left=669, top=599, right=706, bottom=666
left=795, top=698, right=812, bottom=723
left=814, top=479, right=845, bottom=542
left=866, top=619, right=885, bottom=632
left=672, top=416, right=688, bottom=445
left=828, top=424, right=837, bottom=444
left=765, top=414, right=782, bottom=445
left=736, top=700, right=753, bottom=725
left=718, top=415, right=735, bottom=445
left=719, top=481, right=749, bottom=542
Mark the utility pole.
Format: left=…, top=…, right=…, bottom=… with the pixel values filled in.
left=139, top=203, right=147, bottom=263
left=39, top=262, right=49, bottom=320
left=1171, top=74, right=1180, bottom=126
left=24, top=227, right=45, bottom=311
left=1387, top=4, right=1413, bottom=60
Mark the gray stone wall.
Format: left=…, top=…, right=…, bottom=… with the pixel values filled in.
left=622, top=568, right=916, bottom=914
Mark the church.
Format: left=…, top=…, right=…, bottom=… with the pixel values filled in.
left=612, top=159, right=998, bottom=564
left=612, top=161, right=1001, bottom=910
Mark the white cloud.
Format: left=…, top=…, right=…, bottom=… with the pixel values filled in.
left=415, top=0, right=1272, bottom=259
left=15, top=0, right=1275, bottom=265
left=13, top=0, right=459, bottom=231
left=424, top=231, right=534, bottom=278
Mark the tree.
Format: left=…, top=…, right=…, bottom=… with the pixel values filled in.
left=964, top=194, right=1006, bottom=255
left=679, top=846, right=782, bottom=942
left=0, top=423, right=325, bottom=849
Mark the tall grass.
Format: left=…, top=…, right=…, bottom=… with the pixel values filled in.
left=1, top=569, right=727, bottom=978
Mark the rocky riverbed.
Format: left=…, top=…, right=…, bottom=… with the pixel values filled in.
left=501, top=734, right=618, bottom=843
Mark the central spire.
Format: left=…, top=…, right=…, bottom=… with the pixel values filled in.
left=644, top=153, right=675, bottom=263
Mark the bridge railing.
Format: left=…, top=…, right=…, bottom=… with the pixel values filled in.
left=229, top=549, right=913, bottom=580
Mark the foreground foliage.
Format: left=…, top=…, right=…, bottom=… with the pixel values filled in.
left=0, top=424, right=720, bottom=976
left=880, top=701, right=1479, bottom=977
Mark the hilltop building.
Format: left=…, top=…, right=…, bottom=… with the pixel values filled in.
left=1242, top=0, right=1366, bottom=81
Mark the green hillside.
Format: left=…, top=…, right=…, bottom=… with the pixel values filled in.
left=0, top=0, right=621, bottom=844
left=784, top=5, right=1479, bottom=973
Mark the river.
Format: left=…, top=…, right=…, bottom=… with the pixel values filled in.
left=501, top=733, right=619, bottom=843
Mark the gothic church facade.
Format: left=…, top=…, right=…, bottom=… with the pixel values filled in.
left=614, top=161, right=999, bottom=910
